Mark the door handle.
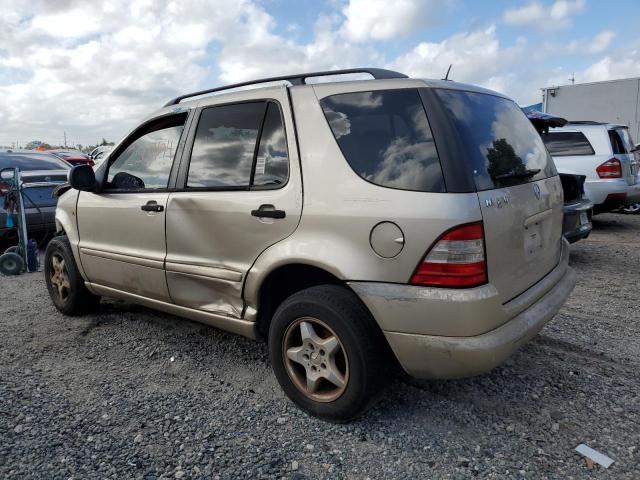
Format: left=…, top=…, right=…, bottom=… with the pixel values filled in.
left=141, top=200, right=164, bottom=213
left=251, top=204, right=286, bottom=219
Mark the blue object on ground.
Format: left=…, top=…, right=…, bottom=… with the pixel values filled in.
left=27, top=239, right=39, bottom=272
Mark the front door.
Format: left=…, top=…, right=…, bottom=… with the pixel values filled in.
left=165, top=88, right=302, bottom=317
left=77, top=113, right=188, bottom=302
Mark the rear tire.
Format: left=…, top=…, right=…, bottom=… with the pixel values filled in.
left=268, top=285, right=391, bottom=422
left=44, top=235, right=100, bottom=315
left=0, top=252, right=24, bottom=275
left=621, top=203, right=640, bottom=214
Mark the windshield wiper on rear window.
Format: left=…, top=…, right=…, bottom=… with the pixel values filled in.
left=495, top=168, right=541, bottom=181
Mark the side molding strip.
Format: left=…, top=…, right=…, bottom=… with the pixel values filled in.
left=86, top=282, right=257, bottom=339
left=80, top=248, right=164, bottom=270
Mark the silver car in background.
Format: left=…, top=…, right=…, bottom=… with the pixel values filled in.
left=542, top=122, right=638, bottom=213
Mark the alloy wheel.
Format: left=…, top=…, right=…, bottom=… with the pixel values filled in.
left=282, top=317, right=349, bottom=402
left=50, top=253, right=71, bottom=301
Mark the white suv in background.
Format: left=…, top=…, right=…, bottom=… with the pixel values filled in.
left=542, top=122, right=638, bottom=213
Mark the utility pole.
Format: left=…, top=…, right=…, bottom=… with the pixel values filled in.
left=569, top=73, right=575, bottom=85
left=64, top=131, right=67, bottom=148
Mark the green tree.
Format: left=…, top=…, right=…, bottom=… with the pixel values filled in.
left=486, top=138, right=525, bottom=180
left=25, top=140, right=52, bottom=150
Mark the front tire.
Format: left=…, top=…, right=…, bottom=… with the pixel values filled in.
left=268, top=285, right=391, bottom=422
left=44, top=235, right=100, bottom=315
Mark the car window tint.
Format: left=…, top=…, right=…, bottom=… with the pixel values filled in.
left=616, top=128, right=634, bottom=152
left=436, top=89, right=556, bottom=190
left=541, top=131, right=595, bottom=156
left=0, top=153, right=69, bottom=171
left=253, top=102, right=289, bottom=187
left=188, top=102, right=264, bottom=188
left=609, top=129, right=627, bottom=154
left=107, top=117, right=185, bottom=190
left=320, top=89, right=445, bottom=193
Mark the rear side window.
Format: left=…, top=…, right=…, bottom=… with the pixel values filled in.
left=187, top=101, right=288, bottom=189
left=253, top=102, right=289, bottom=187
left=188, top=102, right=264, bottom=188
left=541, top=131, right=595, bottom=156
left=436, top=89, right=556, bottom=191
left=616, top=128, right=634, bottom=152
left=609, top=129, right=630, bottom=154
left=320, top=89, right=445, bottom=193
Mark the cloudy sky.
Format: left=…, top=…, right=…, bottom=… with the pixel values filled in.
left=0, top=0, right=638, bottom=147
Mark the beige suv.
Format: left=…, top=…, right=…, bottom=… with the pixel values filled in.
left=45, top=68, right=576, bottom=421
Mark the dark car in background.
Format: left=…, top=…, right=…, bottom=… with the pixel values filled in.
left=0, top=152, right=69, bottom=243
left=48, top=149, right=95, bottom=167
left=524, top=108, right=593, bottom=243
left=559, top=173, right=593, bottom=243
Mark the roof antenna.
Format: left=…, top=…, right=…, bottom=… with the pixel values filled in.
left=443, top=64, right=452, bottom=81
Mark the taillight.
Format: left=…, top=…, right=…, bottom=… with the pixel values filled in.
left=410, top=222, right=487, bottom=288
left=596, top=158, right=622, bottom=178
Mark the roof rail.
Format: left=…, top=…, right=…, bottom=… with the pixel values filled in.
left=566, top=121, right=605, bottom=125
left=163, top=68, right=408, bottom=107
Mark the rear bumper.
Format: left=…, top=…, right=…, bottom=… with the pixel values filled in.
left=584, top=178, right=627, bottom=208
left=562, top=199, right=593, bottom=243
left=350, top=239, right=576, bottom=379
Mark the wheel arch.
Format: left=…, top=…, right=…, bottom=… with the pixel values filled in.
left=251, top=263, right=360, bottom=340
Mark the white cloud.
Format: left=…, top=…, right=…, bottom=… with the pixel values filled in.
left=216, top=12, right=379, bottom=83
left=582, top=51, right=640, bottom=83
left=534, top=43, right=640, bottom=104
left=564, top=30, right=615, bottom=54
left=0, top=0, right=631, bottom=147
left=586, top=30, right=615, bottom=54
left=0, top=0, right=386, bottom=145
left=390, top=26, right=528, bottom=89
left=341, top=0, right=448, bottom=42
left=0, top=0, right=272, bottom=145
left=503, top=0, right=585, bottom=29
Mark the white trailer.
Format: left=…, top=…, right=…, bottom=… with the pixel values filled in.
left=541, top=77, right=640, bottom=144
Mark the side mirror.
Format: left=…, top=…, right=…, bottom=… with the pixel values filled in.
left=68, top=164, right=96, bottom=191
left=632, top=143, right=640, bottom=152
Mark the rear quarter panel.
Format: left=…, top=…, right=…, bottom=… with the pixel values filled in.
left=243, top=84, right=482, bottom=308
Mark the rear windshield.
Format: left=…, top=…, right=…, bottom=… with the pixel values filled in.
left=320, top=89, right=445, bottom=193
left=435, top=89, right=556, bottom=191
left=541, top=131, right=595, bottom=156
left=0, top=153, right=69, bottom=171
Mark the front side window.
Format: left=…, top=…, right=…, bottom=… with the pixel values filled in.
left=187, top=102, right=264, bottom=188
left=320, top=89, right=445, bottom=192
left=436, top=89, right=556, bottom=190
left=107, top=115, right=186, bottom=190
left=541, top=131, right=595, bottom=156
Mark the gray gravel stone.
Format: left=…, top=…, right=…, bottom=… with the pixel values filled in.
left=0, top=213, right=639, bottom=479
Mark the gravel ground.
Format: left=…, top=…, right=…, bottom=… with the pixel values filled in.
left=1, top=212, right=639, bottom=479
